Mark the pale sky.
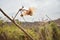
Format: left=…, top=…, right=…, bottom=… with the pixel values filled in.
left=0, top=0, right=60, bottom=22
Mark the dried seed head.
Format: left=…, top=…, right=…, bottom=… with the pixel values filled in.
left=20, top=7, right=35, bottom=17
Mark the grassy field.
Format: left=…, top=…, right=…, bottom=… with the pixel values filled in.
left=0, top=20, right=60, bottom=40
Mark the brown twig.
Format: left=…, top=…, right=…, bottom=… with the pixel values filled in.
left=13, top=6, right=25, bottom=20
left=13, top=10, right=20, bottom=20
left=0, top=8, right=34, bottom=40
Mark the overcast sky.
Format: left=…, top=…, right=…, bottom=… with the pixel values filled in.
left=0, top=0, right=60, bottom=22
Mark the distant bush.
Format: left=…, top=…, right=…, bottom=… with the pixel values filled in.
left=0, top=21, right=60, bottom=40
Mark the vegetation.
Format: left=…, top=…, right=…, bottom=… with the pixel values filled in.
left=0, top=19, right=60, bottom=40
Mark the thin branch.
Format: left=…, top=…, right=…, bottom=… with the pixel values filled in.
left=22, top=17, right=26, bottom=22
left=46, top=15, right=52, bottom=20
left=46, top=15, right=60, bottom=26
left=0, top=8, right=34, bottom=40
left=13, top=10, right=20, bottom=20
left=13, top=6, right=25, bottom=20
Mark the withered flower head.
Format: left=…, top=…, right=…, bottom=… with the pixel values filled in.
left=20, top=7, right=35, bottom=17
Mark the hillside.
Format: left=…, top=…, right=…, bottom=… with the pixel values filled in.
left=54, top=18, right=60, bottom=25
left=2, top=18, right=60, bottom=27
left=20, top=18, right=60, bottom=27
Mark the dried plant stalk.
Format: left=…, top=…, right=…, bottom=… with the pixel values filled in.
left=0, top=8, right=34, bottom=40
